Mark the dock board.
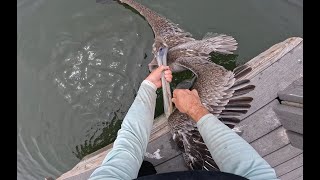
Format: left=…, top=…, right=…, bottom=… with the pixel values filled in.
left=57, top=37, right=303, bottom=180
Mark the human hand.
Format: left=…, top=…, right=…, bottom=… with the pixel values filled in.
left=145, top=65, right=172, bottom=88
left=172, top=89, right=209, bottom=122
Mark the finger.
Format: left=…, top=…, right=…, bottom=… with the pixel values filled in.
left=173, top=89, right=188, bottom=98
left=158, top=65, right=169, bottom=71
left=172, top=98, right=176, bottom=104
left=166, top=77, right=172, bottom=83
left=164, top=70, right=172, bottom=75
left=164, top=74, right=172, bottom=79
left=173, top=89, right=182, bottom=98
left=157, top=66, right=170, bottom=75
left=191, top=89, right=199, bottom=96
left=157, top=65, right=165, bottom=72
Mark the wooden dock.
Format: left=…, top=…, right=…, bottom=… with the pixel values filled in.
left=57, top=37, right=303, bottom=180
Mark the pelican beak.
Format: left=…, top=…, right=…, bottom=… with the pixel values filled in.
left=156, top=47, right=172, bottom=118
left=149, top=47, right=169, bottom=72
left=158, top=47, right=168, bottom=60
left=156, top=47, right=169, bottom=67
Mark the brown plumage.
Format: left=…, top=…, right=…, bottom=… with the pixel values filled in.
left=115, top=0, right=255, bottom=171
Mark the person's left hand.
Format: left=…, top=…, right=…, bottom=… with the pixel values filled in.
left=146, top=65, right=172, bottom=88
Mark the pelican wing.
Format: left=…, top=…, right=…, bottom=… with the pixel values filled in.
left=168, top=110, right=219, bottom=171
left=167, top=33, right=238, bottom=66
left=119, top=0, right=194, bottom=47
left=168, top=57, right=254, bottom=170
left=170, top=33, right=238, bottom=55
left=174, top=56, right=255, bottom=126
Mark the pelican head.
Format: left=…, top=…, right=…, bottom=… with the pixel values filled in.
left=149, top=37, right=169, bottom=72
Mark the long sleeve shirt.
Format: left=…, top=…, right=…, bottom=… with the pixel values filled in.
left=89, top=80, right=278, bottom=180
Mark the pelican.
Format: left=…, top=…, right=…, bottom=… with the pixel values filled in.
left=106, top=0, right=255, bottom=171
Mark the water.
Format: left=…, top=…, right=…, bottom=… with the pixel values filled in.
left=17, top=0, right=302, bottom=179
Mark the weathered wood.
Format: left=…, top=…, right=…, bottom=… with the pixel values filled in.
left=236, top=37, right=302, bottom=81
left=281, top=101, right=303, bottom=108
left=278, top=77, right=303, bottom=104
left=56, top=37, right=303, bottom=180
left=239, top=41, right=303, bottom=120
left=149, top=117, right=170, bottom=142
left=273, top=154, right=303, bottom=177
left=145, top=132, right=181, bottom=166
left=263, top=144, right=302, bottom=167
left=250, top=127, right=289, bottom=157
left=235, top=100, right=281, bottom=143
left=279, top=166, right=303, bottom=180
left=293, top=175, right=303, bottom=180
left=64, top=168, right=96, bottom=180
left=274, top=104, right=303, bottom=134
left=81, top=143, right=113, bottom=162
left=155, top=154, right=188, bottom=173
left=150, top=114, right=168, bottom=136
left=57, top=148, right=112, bottom=180
left=286, top=130, right=303, bottom=150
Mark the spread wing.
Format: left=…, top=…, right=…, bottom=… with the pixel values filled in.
left=119, top=0, right=195, bottom=47
left=170, top=33, right=238, bottom=55
left=168, top=56, right=254, bottom=170
left=174, top=56, right=254, bottom=125
left=167, top=33, right=238, bottom=66
left=168, top=110, right=219, bottom=171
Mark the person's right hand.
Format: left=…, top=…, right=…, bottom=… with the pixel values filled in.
left=172, top=89, right=209, bottom=122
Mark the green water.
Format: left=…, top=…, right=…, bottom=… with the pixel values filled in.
left=17, top=0, right=302, bottom=179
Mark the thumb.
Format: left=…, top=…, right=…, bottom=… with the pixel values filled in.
left=157, top=65, right=165, bottom=72
left=172, top=97, right=176, bottom=104
left=157, top=65, right=169, bottom=72
left=151, top=65, right=164, bottom=77
left=191, top=89, right=199, bottom=97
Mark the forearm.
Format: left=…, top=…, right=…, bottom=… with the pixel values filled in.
left=197, top=114, right=278, bottom=180
left=89, top=80, right=157, bottom=180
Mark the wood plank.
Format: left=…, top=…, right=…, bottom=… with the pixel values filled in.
left=235, top=100, right=281, bottom=143
left=80, top=143, right=113, bottom=163
left=239, top=42, right=303, bottom=120
left=293, top=176, right=303, bottom=180
left=250, top=127, right=289, bottom=157
left=237, top=37, right=302, bottom=81
left=149, top=120, right=170, bottom=142
left=278, top=77, right=303, bottom=104
left=281, top=101, right=303, bottom=108
left=274, top=104, right=303, bottom=134
left=155, top=154, right=188, bottom=173
left=150, top=114, right=168, bottom=135
left=57, top=148, right=112, bottom=180
left=286, top=130, right=303, bottom=150
left=274, top=154, right=303, bottom=177
left=263, top=144, right=302, bottom=167
left=64, top=168, right=96, bottom=180
left=145, top=132, right=181, bottom=166
left=279, top=166, right=303, bottom=180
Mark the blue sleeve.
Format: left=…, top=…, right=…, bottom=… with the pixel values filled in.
left=89, top=80, right=157, bottom=180
left=197, top=114, right=278, bottom=180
